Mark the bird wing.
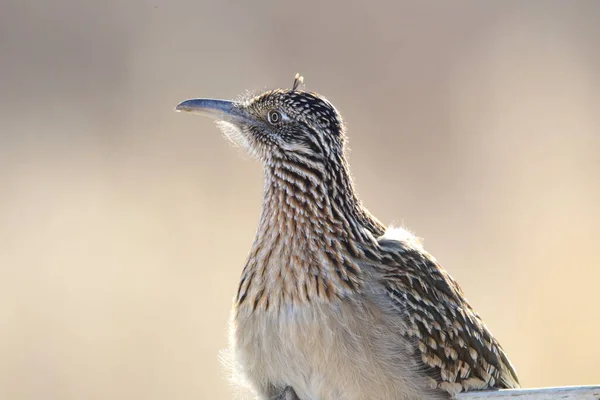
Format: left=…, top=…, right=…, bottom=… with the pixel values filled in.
left=375, top=235, right=519, bottom=395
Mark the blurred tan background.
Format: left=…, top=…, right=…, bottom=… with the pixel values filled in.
left=1, top=0, right=599, bottom=399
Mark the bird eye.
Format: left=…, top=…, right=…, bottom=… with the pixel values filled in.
left=267, top=110, right=282, bottom=124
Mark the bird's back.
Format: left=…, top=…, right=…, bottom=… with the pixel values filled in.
left=372, top=227, right=519, bottom=396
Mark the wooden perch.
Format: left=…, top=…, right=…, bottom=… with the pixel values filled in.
left=456, top=385, right=600, bottom=399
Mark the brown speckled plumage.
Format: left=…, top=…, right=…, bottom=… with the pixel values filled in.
left=176, top=75, right=519, bottom=400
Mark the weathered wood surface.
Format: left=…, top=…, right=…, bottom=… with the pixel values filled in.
left=457, top=385, right=600, bottom=399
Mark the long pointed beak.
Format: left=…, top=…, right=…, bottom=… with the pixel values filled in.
left=175, top=98, right=247, bottom=123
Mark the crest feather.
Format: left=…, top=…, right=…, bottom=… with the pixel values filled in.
left=292, top=73, right=304, bottom=91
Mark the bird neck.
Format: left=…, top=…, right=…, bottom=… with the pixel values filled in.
left=260, top=155, right=385, bottom=245
left=234, top=156, right=386, bottom=312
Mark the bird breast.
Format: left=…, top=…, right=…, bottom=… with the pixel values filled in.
left=230, top=288, right=447, bottom=400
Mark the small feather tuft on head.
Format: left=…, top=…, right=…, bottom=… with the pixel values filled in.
left=292, top=73, right=304, bottom=91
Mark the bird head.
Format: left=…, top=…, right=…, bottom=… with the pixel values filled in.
left=175, top=75, right=346, bottom=166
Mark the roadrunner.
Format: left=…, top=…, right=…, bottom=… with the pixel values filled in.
left=175, top=75, right=519, bottom=400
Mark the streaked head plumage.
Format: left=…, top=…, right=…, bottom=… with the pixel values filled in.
left=176, top=74, right=346, bottom=163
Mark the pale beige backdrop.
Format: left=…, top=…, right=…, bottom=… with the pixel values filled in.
left=1, top=1, right=599, bottom=399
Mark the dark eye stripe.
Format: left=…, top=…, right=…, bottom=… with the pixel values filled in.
left=301, top=135, right=323, bottom=155
left=308, top=125, right=330, bottom=156
left=294, top=122, right=327, bottom=155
